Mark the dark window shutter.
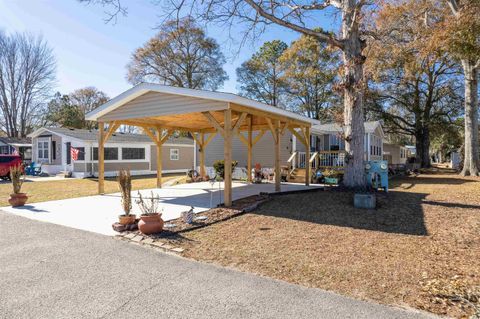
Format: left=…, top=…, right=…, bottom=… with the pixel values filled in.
left=52, top=141, right=56, bottom=160
left=66, top=142, right=71, bottom=165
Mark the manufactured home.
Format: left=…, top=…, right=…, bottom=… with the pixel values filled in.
left=196, top=121, right=384, bottom=178
left=0, top=137, right=32, bottom=161
left=383, top=143, right=410, bottom=166
left=29, top=127, right=194, bottom=177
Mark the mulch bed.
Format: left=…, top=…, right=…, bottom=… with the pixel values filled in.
left=119, top=194, right=271, bottom=243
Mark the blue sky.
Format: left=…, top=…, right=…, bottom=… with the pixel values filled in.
left=0, top=0, right=335, bottom=98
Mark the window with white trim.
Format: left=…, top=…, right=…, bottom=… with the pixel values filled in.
left=122, top=147, right=145, bottom=160
left=37, top=140, right=49, bottom=161
left=170, top=149, right=179, bottom=160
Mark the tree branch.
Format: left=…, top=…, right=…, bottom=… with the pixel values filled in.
left=244, top=0, right=344, bottom=49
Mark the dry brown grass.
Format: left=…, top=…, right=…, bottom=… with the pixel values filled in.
left=179, top=171, right=480, bottom=318
left=0, top=174, right=186, bottom=207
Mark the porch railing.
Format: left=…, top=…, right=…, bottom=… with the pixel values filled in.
left=318, top=150, right=346, bottom=168
left=292, top=150, right=347, bottom=171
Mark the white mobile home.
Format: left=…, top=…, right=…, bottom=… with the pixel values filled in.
left=29, top=127, right=194, bottom=177
left=383, top=143, right=411, bottom=166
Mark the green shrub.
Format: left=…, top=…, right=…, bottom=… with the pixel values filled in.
left=213, top=160, right=238, bottom=179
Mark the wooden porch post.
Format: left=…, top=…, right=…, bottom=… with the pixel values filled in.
left=200, top=132, right=206, bottom=178
left=224, top=108, right=232, bottom=207
left=156, top=127, right=162, bottom=188
left=247, top=116, right=253, bottom=183
left=274, top=119, right=281, bottom=192
left=305, top=126, right=311, bottom=186
left=98, top=122, right=105, bottom=194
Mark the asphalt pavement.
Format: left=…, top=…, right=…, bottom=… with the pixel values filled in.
left=0, top=212, right=436, bottom=319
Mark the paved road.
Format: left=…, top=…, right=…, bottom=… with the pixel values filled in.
left=0, top=213, right=435, bottom=319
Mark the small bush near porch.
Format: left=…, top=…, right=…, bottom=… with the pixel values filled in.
left=0, top=174, right=185, bottom=207
left=174, top=170, right=480, bottom=318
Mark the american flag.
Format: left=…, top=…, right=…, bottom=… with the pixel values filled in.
left=71, top=147, right=80, bottom=161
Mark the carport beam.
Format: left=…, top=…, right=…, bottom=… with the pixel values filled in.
left=224, top=108, right=232, bottom=207
left=156, top=128, right=162, bottom=188
left=200, top=133, right=205, bottom=178
left=98, top=122, right=105, bottom=194
left=274, top=119, right=281, bottom=192
left=247, top=116, right=253, bottom=183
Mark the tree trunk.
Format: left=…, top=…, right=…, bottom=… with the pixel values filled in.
left=342, top=37, right=366, bottom=189
left=460, top=60, right=479, bottom=176
left=415, top=127, right=431, bottom=168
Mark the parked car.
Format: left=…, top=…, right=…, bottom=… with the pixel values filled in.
left=0, top=155, right=23, bottom=180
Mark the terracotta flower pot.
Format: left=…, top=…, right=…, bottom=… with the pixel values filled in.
left=9, top=193, right=28, bottom=207
left=118, top=214, right=136, bottom=225
left=138, top=213, right=164, bottom=235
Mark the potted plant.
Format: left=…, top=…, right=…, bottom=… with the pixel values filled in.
left=136, top=191, right=164, bottom=234
left=9, top=164, right=27, bottom=207
left=213, top=159, right=238, bottom=179
left=323, top=169, right=342, bottom=185
left=117, top=169, right=135, bottom=225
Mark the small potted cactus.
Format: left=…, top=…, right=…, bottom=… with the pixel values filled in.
left=117, top=169, right=135, bottom=225
left=9, top=164, right=27, bottom=207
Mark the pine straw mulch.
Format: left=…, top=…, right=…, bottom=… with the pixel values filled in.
left=170, top=171, right=480, bottom=318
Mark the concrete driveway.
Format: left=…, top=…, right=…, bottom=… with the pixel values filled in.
left=0, top=213, right=435, bottom=319
left=0, top=181, right=321, bottom=236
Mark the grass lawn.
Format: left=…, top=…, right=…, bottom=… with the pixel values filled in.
left=0, top=174, right=186, bottom=207
left=177, top=171, right=480, bottom=318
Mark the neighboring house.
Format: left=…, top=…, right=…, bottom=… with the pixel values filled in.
left=383, top=143, right=410, bottom=166
left=301, top=121, right=385, bottom=170
left=28, top=127, right=194, bottom=177
left=197, top=120, right=384, bottom=177
left=0, top=137, right=32, bottom=161
left=405, top=145, right=416, bottom=157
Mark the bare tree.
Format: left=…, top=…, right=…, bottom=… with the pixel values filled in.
left=69, top=86, right=109, bottom=129
left=82, top=0, right=375, bottom=189
left=127, top=17, right=228, bottom=90
left=0, top=32, right=56, bottom=137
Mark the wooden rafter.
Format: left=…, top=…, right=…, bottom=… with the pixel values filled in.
left=141, top=126, right=172, bottom=146
left=190, top=132, right=202, bottom=146
left=232, top=112, right=248, bottom=134
left=202, top=111, right=225, bottom=137
left=190, top=131, right=217, bottom=148
left=265, top=117, right=277, bottom=143
left=103, top=121, right=120, bottom=145
left=236, top=131, right=249, bottom=146
left=288, top=127, right=308, bottom=147
left=159, top=129, right=173, bottom=145
left=252, top=129, right=266, bottom=146
left=203, top=132, right=217, bottom=147
left=141, top=126, right=160, bottom=146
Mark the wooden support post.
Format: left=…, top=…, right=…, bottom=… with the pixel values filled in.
left=224, top=108, right=232, bottom=207
left=274, top=119, right=281, bottom=192
left=305, top=126, right=311, bottom=186
left=247, top=116, right=253, bottom=183
left=200, top=133, right=205, bottom=178
left=98, top=122, right=105, bottom=194
left=156, top=128, right=162, bottom=188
